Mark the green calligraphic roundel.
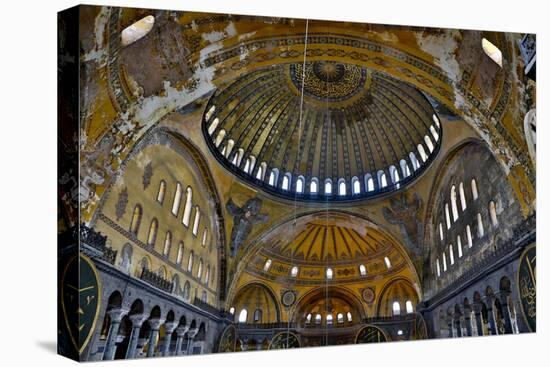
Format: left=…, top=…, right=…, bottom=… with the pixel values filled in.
left=217, top=325, right=237, bottom=353
left=517, top=243, right=536, bottom=332
left=355, top=325, right=388, bottom=344
left=61, top=254, right=101, bottom=354
left=268, top=331, right=301, bottom=349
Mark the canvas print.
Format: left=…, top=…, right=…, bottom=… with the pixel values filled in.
left=57, top=4, right=536, bottom=362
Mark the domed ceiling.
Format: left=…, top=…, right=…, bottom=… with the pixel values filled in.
left=203, top=60, right=442, bottom=202
left=243, top=212, right=410, bottom=285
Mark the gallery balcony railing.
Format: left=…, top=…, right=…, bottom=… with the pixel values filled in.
left=236, top=315, right=416, bottom=330
left=193, top=297, right=220, bottom=315
left=140, top=268, right=173, bottom=293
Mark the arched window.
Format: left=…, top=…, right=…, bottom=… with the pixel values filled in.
left=326, top=267, right=333, bottom=279
left=430, top=125, right=439, bottom=141
left=365, top=174, right=375, bottom=192
left=306, top=313, right=312, bottom=324
left=157, top=180, right=166, bottom=204
left=471, top=179, right=479, bottom=200
left=477, top=213, right=484, bottom=237
left=214, top=129, right=226, bottom=147
left=147, top=219, right=158, bottom=246
left=121, top=15, right=155, bottom=47
left=406, top=300, right=414, bottom=314
left=243, top=158, right=251, bottom=173
left=192, top=206, right=201, bottom=236
left=400, top=159, right=411, bottom=178
left=197, top=259, right=203, bottom=280
left=263, top=259, right=272, bottom=272
left=384, top=256, right=391, bottom=269
left=201, top=291, right=207, bottom=303
left=445, top=204, right=451, bottom=229
left=268, top=169, right=278, bottom=186
left=291, top=266, right=298, bottom=277
left=310, top=178, right=319, bottom=193
left=207, top=117, right=219, bottom=135
left=253, top=309, right=262, bottom=323
left=238, top=309, right=248, bottom=323
left=187, top=251, right=194, bottom=272
left=450, top=185, right=459, bottom=222
left=205, top=265, right=210, bottom=285
left=182, top=187, right=193, bottom=227
left=256, top=162, right=267, bottom=180
left=459, top=182, right=467, bottom=211
left=282, top=173, right=291, bottom=191
left=392, top=301, right=401, bottom=316
left=418, top=144, right=428, bottom=162
left=326, top=314, right=334, bottom=325
left=433, top=114, right=440, bottom=128
left=315, top=314, right=322, bottom=324
left=229, top=307, right=235, bottom=315
left=248, top=156, right=256, bottom=174
left=409, top=152, right=420, bottom=171
left=176, top=242, right=184, bottom=264
left=449, top=244, right=455, bottom=265
left=352, top=176, right=360, bottom=194
left=201, top=228, right=208, bottom=247
left=457, top=235, right=463, bottom=258
left=236, top=148, right=245, bottom=166
left=225, top=139, right=235, bottom=158
left=482, top=38, right=503, bottom=67
left=424, top=135, right=435, bottom=153
left=296, top=176, right=305, bottom=193
left=377, top=170, right=387, bottom=188
left=436, top=258, right=441, bottom=277
left=347, top=312, right=353, bottom=322
left=130, top=204, right=142, bottom=235
left=442, top=252, right=447, bottom=271
left=439, top=222, right=444, bottom=242
left=489, top=201, right=498, bottom=226
left=172, top=182, right=182, bottom=216
left=389, top=165, right=400, bottom=184
left=163, top=231, right=172, bottom=256
left=338, top=179, right=346, bottom=196
left=359, top=264, right=367, bottom=276
left=466, top=225, right=473, bottom=248
left=337, top=313, right=344, bottom=324
left=325, top=179, right=333, bottom=195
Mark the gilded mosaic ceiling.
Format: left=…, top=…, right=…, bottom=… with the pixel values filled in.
left=243, top=212, right=410, bottom=285
left=203, top=61, right=442, bottom=201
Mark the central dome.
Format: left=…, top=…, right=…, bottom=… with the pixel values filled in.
left=203, top=61, right=442, bottom=202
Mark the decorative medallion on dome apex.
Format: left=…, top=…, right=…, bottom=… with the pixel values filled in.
left=289, top=61, right=368, bottom=102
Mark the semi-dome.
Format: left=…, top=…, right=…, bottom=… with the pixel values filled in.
left=242, top=212, right=411, bottom=285
left=203, top=60, right=442, bottom=202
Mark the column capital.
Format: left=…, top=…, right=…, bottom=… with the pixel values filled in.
left=148, top=318, right=165, bottom=330
left=187, top=328, right=199, bottom=339
left=129, top=314, right=148, bottom=328
left=107, top=307, right=129, bottom=322
left=176, top=326, right=189, bottom=337
left=164, top=321, right=178, bottom=334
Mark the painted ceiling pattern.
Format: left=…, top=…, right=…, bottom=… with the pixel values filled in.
left=203, top=61, right=442, bottom=201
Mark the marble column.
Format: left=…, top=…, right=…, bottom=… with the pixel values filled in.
left=473, top=305, right=485, bottom=336
left=186, top=328, right=198, bottom=355
left=486, top=297, right=498, bottom=335
left=125, top=314, right=147, bottom=359
left=162, top=322, right=178, bottom=356
left=499, top=293, right=514, bottom=334
left=103, top=307, right=129, bottom=360
left=174, top=326, right=189, bottom=356
left=464, top=310, right=473, bottom=336
left=146, top=318, right=164, bottom=358
left=454, top=318, right=463, bottom=337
